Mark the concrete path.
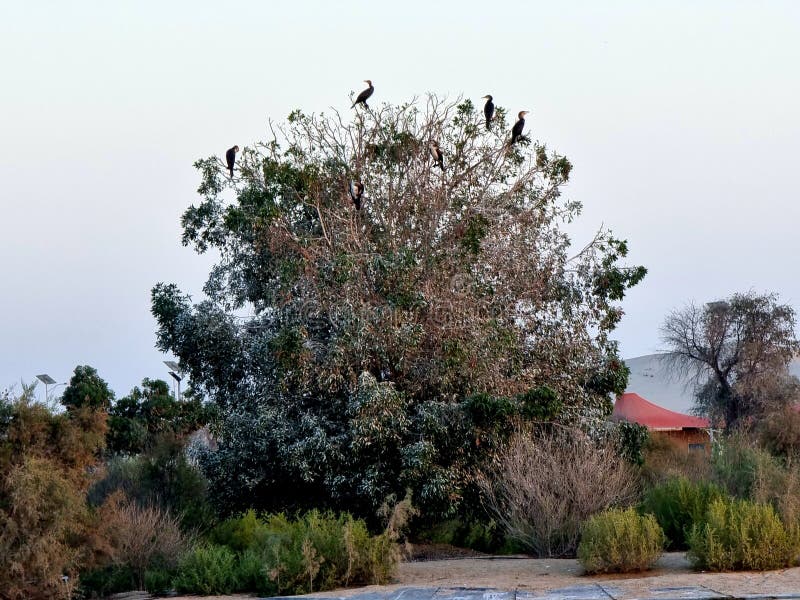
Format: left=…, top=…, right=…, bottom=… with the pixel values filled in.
left=259, top=554, right=800, bottom=600
left=267, top=583, right=800, bottom=600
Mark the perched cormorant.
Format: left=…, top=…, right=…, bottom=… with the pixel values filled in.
left=429, top=141, right=444, bottom=170
left=351, top=80, right=374, bottom=109
left=482, top=95, right=495, bottom=130
left=511, top=111, right=529, bottom=144
left=349, top=180, right=365, bottom=210
left=225, top=145, right=239, bottom=178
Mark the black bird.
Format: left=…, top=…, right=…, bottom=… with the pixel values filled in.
left=225, top=145, right=239, bottom=178
left=351, top=80, right=374, bottom=109
left=482, top=95, right=495, bottom=130
left=349, top=180, right=365, bottom=210
left=429, top=141, right=444, bottom=170
left=511, top=111, right=529, bottom=144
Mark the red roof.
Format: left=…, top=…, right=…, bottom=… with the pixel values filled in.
left=613, top=392, right=710, bottom=430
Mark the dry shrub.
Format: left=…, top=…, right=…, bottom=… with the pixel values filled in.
left=477, top=428, right=639, bottom=557
left=760, top=406, right=800, bottom=458
left=641, top=433, right=711, bottom=486
left=97, top=492, right=190, bottom=589
left=0, top=457, right=88, bottom=600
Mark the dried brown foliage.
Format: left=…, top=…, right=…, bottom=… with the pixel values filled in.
left=96, top=491, right=190, bottom=589
left=477, top=427, right=639, bottom=557
left=641, top=433, right=711, bottom=486
left=0, top=387, right=107, bottom=600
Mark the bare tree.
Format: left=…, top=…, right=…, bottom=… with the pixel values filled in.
left=660, top=292, right=800, bottom=430
left=476, top=427, right=639, bottom=557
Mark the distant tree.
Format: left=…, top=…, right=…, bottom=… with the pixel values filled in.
left=107, top=378, right=213, bottom=455
left=61, top=365, right=114, bottom=412
left=152, top=95, right=646, bottom=517
left=661, top=291, right=800, bottom=430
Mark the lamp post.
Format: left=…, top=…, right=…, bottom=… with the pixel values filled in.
left=35, top=373, right=56, bottom=404
left=164, top=361, right=183, bottom=402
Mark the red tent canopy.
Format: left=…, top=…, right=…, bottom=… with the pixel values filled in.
left=613, top=392, right=710, bottom=430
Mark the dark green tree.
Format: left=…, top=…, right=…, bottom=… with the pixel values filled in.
left=152, top=96, right=645, bottom=518
left=61, top=365, right=114, bottom=412
left=107, top=378, right=213, bottom=455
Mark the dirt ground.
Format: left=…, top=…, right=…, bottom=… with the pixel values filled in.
left=167, top=552, right=800, bottom=599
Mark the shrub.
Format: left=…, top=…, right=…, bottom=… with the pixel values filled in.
left=0, top=387, right=107, bottom=600
left=204, top=508, right=401, bottom=595
left=253, top=511, right=398, bottom=594
left=144, top=568, right=173, bottom=595
left=711, top=434, right=800, bottom=525
left=760, top=407, right=800, bottom=457
left=89, top=434, right=214, bottom=531
left=578, top=508, right=665, bottom=574
left=173, top=543, right=238, bottom=595
left=477, top=428, right=639, bottom=557
left=687, top=497, right=800, bottom=571
left=96, top=492, right=190, bottom=590
left=641, top=433, right=711, bottom=485
left=209, top=508, right=270, bottom=552
left=640, top=478, right=726, bottom=550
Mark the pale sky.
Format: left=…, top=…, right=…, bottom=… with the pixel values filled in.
left=2, top=1, right=799, bottom=399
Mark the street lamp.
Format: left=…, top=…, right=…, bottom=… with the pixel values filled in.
left=35, top=373, right=57, bottom=404
left=163, top=361, right=183, bottom=402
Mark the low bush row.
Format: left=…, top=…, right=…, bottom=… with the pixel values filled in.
left=81, top=508, right=400, bottom=596
left=578, top=477, right=800, bottom=574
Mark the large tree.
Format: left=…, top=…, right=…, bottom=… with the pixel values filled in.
left=661, top=291, right=800, bottom=430
left=151, top=96, right=645, bottom=517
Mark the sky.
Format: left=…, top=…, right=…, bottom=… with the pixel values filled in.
left=2, top=1, right=799, bottom=400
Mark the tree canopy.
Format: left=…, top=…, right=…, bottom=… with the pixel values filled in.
left=151, top=95, right=646, bottom=517
left=661, top=291, right=800, bottom=430
left=61, top=365, right=114, bottom=412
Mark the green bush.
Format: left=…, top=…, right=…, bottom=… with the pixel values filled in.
left=578, top=508, right=665, bottom=574
left=173, top=544, right=238, bottom=595
left=234, top=548, right=275, bottom=595
left=202, top=509, right=400, bottom=595
left=144, top=568, right=173, bottom=595
left=640, top=478, right=726, bottom=550
left=687, top=497, right=800, bottom=571
left=209, top=508, right=270, bottom=552
left=251, top=511, right=397, bottom=595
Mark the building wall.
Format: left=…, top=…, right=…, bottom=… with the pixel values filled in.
left=652, top=428, right=710, bottom=453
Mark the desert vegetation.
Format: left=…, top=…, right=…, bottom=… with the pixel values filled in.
left=8, top=94, right=800, bottom=598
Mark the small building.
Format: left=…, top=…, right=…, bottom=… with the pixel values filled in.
left=613, top=392, right=711, bottom=453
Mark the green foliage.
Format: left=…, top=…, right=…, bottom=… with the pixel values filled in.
left=209, top=508, right=269, bottom=552
left=173, top=544, right=238, bottom=595
left=711, top=435, right=779, bottom=499
left=578, top=508, right=665, bottom=574
left=89, top=434, right=214, bottom=531
left=640, top=478, right=726, bottom=550
left=153, top=96, right=646, bottom=519
left=417, top=518, right=512, bottom=554
left=616, top=422, right=649, bottom=466
left=687, top=497, right=800, bottom=571
left=516, top=386, right=563, bottom=421
left=61, top=365, right=114, bottom=411
left=206, top=510, right=399, bottom=594
left=144, top=568, right=174, bottom=595
left=107, top=378, right=214, bottom=455
left=79, top=565, right=137, bottom=598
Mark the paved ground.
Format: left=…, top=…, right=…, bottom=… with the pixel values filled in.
left=260, top=555, right=800, bottom=600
